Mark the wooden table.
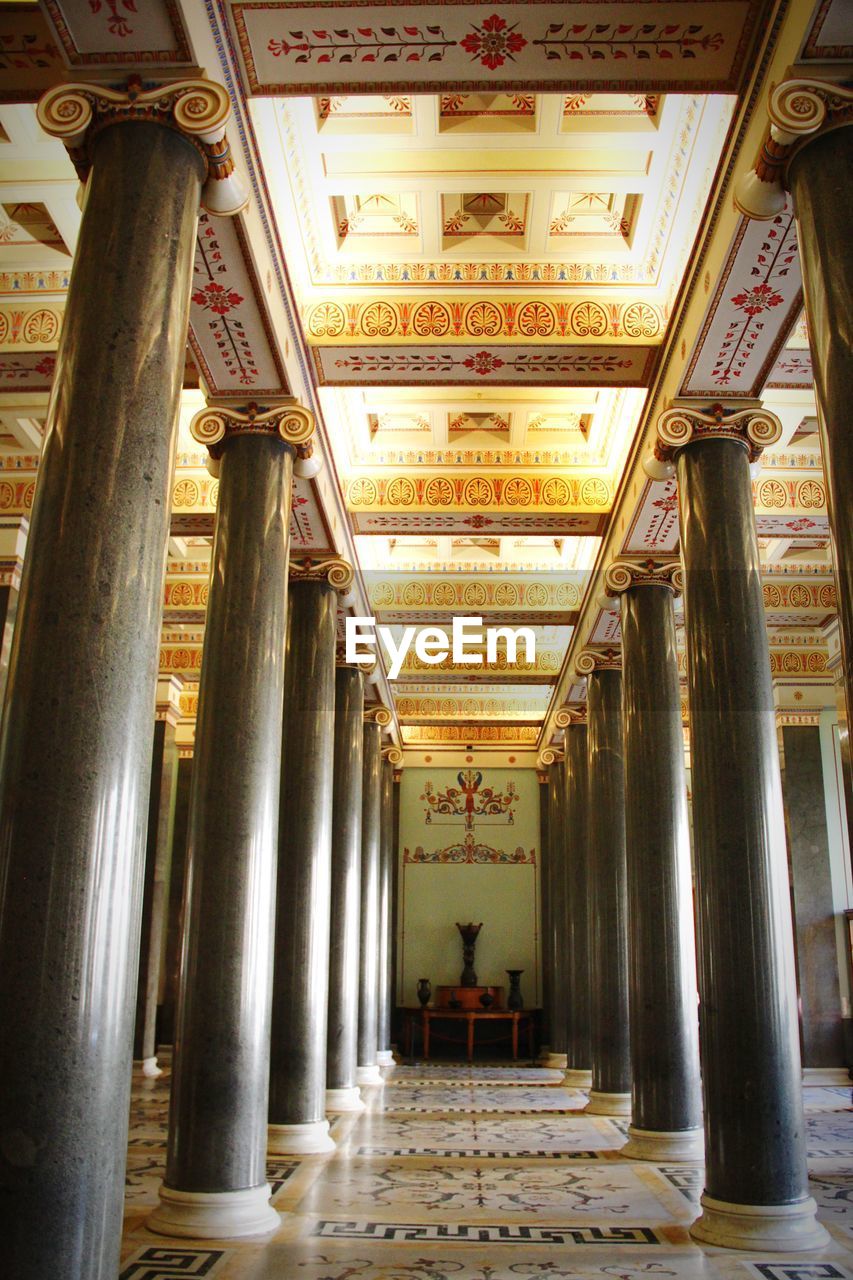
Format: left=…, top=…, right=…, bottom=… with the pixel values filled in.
left=403, top=1008, right=535, bottom=1062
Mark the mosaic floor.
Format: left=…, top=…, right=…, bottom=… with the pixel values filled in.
left=120, top=1060, right=853, bottom=1280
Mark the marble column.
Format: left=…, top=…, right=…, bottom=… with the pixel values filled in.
left=358, top=712, right=388, bottom=1085
left=577, top=650, right=631, bottom=1115
left=538, top=772, right=551, bottom=1051
left=605, top=561, right=703, bottom=1160
left=544, top=756, right=568, bottom=1068
left=0, top=514, right=27, bottom=716
left=151, top=400, right=315, bottom=1238
left=326, top=664, right=366, bottom=1112
left=736, top=83, right=853, bottom=748
left=0, top=79, right=231, bottom=1279
left=650, top=404, right=827, bottom=1250
left=134, top=678, right=183, bottom=1078
left=377, top=752, right=400, bottom=1066
left=268, top=563, right=352, bottom=1155
left=557, top=714, right=592, bottom=1088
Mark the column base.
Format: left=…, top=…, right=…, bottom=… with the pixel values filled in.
left=544, top=1053, right=568, bottom=1069
left=621, top=1125, right=704, bottom=1162
left=690, top=1193, right=830, bottom=1251
left=148, top=1184, right=280, bottom=1239
left=138, top=1056, right=162, bottom=1079
left=584, top=1090, right=632, bottom=1116
left=803, top=1067, right=852, bottom=1085
left=376, top=1049, right=396, bottom=1066
left=356, top=1064, right=384, bottom=1086
left=267, top=1120, right=336, bottom=1155
left=564, top=1068, right=593, bottom=1088
left=325, top=1086, right=366, bottom=1113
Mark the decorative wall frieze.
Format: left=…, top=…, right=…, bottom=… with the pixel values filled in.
left=646, top=402, right=782, bottom=476
left=304, top=297, right=664, bottom=346
left=575, top=646, right=622, bottom=675
left=368, top=576, right=584, bottom=613
left=0, top=305, right=63, bottom=352
left=190, top=399, right=315, bottom=466
left=40, top=0, right=193, bottom=68
left=347, top=472, right=611, bottom=514
left=288, top=555, right=355, bottom=597
left=604, top=558, right=683, bottom=598
left=37, top=78, right=248, bottom=217
left=402, top=724, right=538, bottom=745
left=735, top=79, right=853, bottom=220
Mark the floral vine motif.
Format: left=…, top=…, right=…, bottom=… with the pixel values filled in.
left=713, top=211, right=798, bottom=386
left=333, top=351, right=635, bottom=378
left=268, top=23, right=455, bottom=65
left=89, top=0, right=137, bottom=40
left=464, top=350, right=505, bottom=376
left=533, top=21, right=724, bottom=61
left=460, top=14, right=527, bottom=70
left=192, top=218, right=257, bottom=387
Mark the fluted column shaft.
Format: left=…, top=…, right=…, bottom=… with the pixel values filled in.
left=155, top=432, right=293, bottom=1237
left=377, top=758, right=394, bottom=1063
left=0, top=121, right=203, bottom=1279
left=327, top=666, right=365, bottom=1105
left=585, top=667, right=631, bottom=1113
left=268, top=579, right=337, bottom=1152
left=546, top=760, right=567, bottom=1061
left=358, top=720, right=383, bottom=1081
left=563, top=724, right=591, bottom=1083
left=678, top=436, right=823, bottom=1248
left=788, top=128, right=853, bottom=740
left=620, top=581, right=702, bottom=1158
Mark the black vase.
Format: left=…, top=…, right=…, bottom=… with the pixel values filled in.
left=417, top=978, right=431, bottom=1007
left=506, top=969, right=524, bottom=1011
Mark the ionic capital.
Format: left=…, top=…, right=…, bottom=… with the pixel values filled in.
left=37, top=77, right=248, bottom=217
left=604, top=558, right=683, bottom=599
left=289, top=556, right=354, bottom=598
left=538, top=747, right=564, bottom=768
left=645, top=403, right=781, bottom=476
left=554, top=705, right=587, bottom=727
left=382, top=745, right=403, bottom=765
left=364, top=705, right=392, bottom=727
left=575, top=647, right=621, bottom=676
left=190, top=400, right=315, bottom=471
left=735, top=78, right=853, bottom=220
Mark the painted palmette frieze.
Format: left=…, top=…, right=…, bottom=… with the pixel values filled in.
left=369, top=576, right=584, bottom=613
left=0, top=305, right=63, bottom=352
left=735, top=79, right=853, bottom=220
left=347, top=471, right=610, bottom=514
left=304, top=297, right=664, bottom=345
left=402, top=724, right=538, bottom=745
left=37, top=77, right=248, bottom=217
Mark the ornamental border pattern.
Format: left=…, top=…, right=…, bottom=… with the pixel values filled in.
left=347, top=473, right=611, bottom=512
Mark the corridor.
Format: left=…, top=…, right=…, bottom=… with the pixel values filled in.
left=120, top=1062, right=853, bottom=1279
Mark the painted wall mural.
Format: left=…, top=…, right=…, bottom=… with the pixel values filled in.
left=398, top=767, right=541, bottom=1003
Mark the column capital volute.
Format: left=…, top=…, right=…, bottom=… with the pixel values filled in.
left=604, top=558, right=683, bottom=600
left=289, top=556, right=355, bottom=600
left=336, top=643, right=376, bottom=676
left=734, top=77, right=853, bottom=220
left=36, top=76, right=249, bottom=217
left=538, top=746, right=564, bottom=768
left=190, top=399, right=317, bottom=474
left=575, top=647, right=622, bottom=676
left=645, top=402, right=782, bottom=477
left=554, top=704, right=587, bottom=727
left=382, top=745, right=403, bottom=765
left=364, top=705, right=392, bottom=727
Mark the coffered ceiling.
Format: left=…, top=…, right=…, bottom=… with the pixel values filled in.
left=0, top=0, right=846, bottom=762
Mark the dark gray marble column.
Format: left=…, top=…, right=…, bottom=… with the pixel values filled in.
left=608, top=563, right=703, bottom=1159
left=545, top=758, right=568, bottom=1068
left=152, top=401, right=311, bottom=1239
left=788, top=126, right=853, bottom=761
left=538, top=773, right=551, bottom=1046
left=358, top=717, right=384, bottom=1085
left=326, top=664, right=366, bottom=1112
left=663, top=404, right=827, bottom=1250
left=268, top=575, right=338, bottom=1155
left=376, top=756, right=396, bottom=1066
left=562, top=720, right=592, bottom=1088
left=0, top=116, right=203, bottom=1278
left=134, top=694, right=181, bottom=1078
left=580, top=655, right=631, bottom=1115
